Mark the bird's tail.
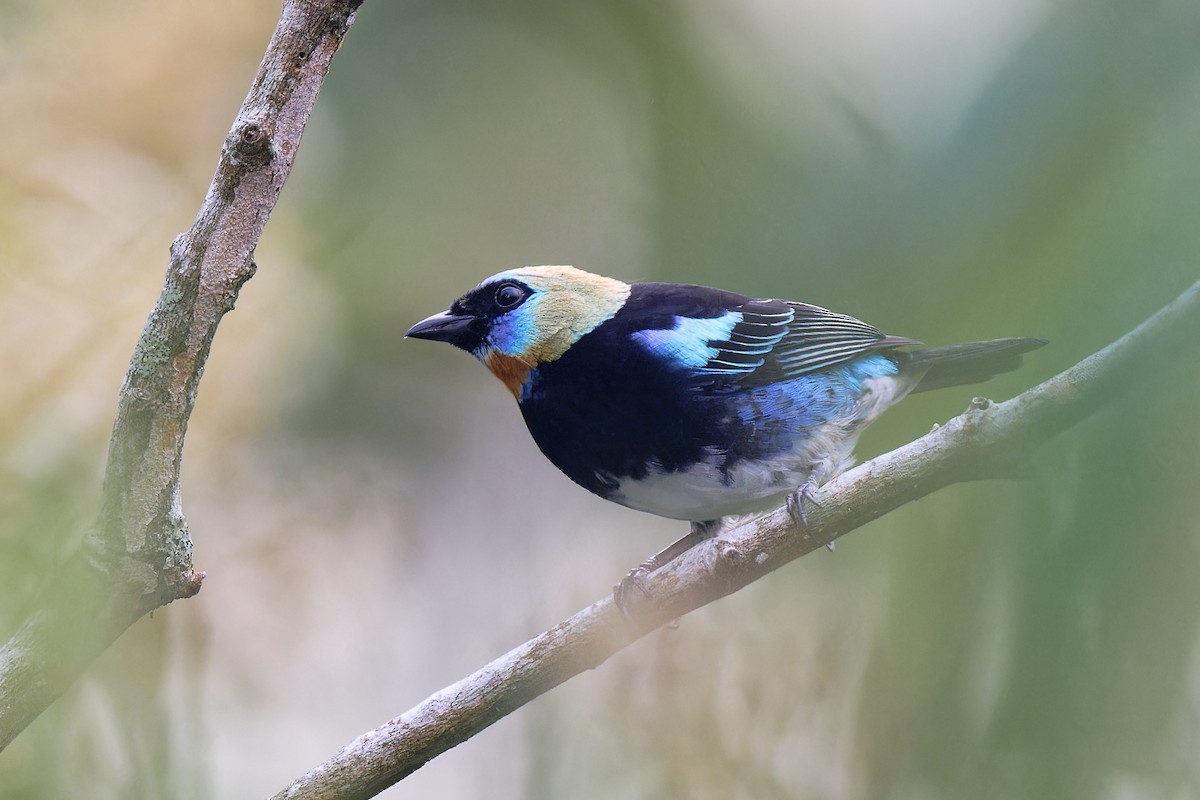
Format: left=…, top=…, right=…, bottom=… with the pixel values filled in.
left=898, top=337, right=1047, bottom=394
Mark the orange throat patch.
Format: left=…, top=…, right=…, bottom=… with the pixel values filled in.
left=484, top=351, right=534, bottom=398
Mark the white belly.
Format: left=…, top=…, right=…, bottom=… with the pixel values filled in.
left=609, top=424, right=861, bottom=522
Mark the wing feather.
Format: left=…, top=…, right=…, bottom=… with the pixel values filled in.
left=621, top=284, right=917, bottom=385
left=698, top=299, right=918, bottom=384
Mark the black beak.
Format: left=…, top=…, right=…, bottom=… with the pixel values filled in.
left=406, top=311, right=479, bottom=346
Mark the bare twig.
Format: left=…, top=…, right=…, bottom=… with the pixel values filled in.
left=0, top=0, right=363, bottom=751
left=271, top=277, right=1200, bottom=800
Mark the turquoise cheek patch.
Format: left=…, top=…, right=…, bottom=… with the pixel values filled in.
left=487, top=298, right=540, bottom=356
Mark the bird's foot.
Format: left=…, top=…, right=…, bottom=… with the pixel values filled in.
left=786, top=479, right=834, bottom=551
left=613, top=520, right=719, bottom=622
left=786, top=479, right=820, bottom=527
left=613, top=566, right=653, bottom=622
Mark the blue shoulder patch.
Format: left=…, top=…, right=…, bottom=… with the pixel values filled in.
left=630, top=312, right=743, bottom=368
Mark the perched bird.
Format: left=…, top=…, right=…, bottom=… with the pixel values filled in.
left=408, top=266, right=1044, bottom=599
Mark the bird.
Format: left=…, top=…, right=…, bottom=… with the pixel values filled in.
left=407, top=265, right=1044, bottom=607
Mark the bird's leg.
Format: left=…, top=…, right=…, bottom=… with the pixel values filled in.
left=786, top=478, right=835, bottom=551
left=638, top=519, right=720, bottom=572
left=614, top=519, right=720, bottom=620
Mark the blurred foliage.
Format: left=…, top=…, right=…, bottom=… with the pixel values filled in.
left=2, top=0, right=1199, bottom=798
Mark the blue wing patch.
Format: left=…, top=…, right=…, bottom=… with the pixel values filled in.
left=630, top=311, right=744, bottom=368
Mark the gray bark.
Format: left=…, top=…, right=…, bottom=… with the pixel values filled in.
left=0, top=0, right=364, bottom=752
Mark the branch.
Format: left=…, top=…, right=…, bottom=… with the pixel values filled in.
left=0, top=0, right=363, bottom=751
left=272, top=277, right=1200, bottom=800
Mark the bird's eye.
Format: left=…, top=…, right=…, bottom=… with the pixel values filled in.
left=494, top=282, right=528, bottom=310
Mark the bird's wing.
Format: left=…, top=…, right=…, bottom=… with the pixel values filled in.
left=700, top=299, right=919, bottom=384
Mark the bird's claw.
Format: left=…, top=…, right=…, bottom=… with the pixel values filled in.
left=613, top=566, right=653, bottom=622
left=613, top=521, right=714, bottom=621
left=786, top=479, right=834, bottom=551
left=786, top=479, right=820, bottom=527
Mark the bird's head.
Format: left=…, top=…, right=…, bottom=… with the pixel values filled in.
left=407, top=265, right=631, bottom=397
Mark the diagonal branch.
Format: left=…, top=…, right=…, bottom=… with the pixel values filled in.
left=0, top=0, right=363, bottom=752
left=271, top=277, right=1200, bottom=800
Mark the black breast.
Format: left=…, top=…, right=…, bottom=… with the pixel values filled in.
left=517, top=285, right=749, bottom=499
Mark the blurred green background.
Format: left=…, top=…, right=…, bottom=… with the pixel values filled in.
left=2, top=0, right=1199, bottom=798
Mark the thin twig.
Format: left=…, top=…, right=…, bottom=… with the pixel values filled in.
left=0, top=0, right=363, bottom=752
left=271, top=277, right=1200, bottom=800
